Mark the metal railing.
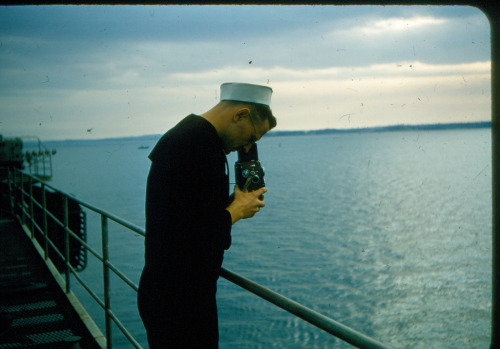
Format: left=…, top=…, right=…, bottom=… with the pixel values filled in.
left=21, top=136, right=56, bottom=180
left=6, top=168, right=391, bottom=349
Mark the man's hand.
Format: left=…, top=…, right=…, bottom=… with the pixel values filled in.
left=226, top=186, right=267, bottom=224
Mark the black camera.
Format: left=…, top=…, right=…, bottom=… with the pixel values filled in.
left=235, top=143, right=265, bottom=192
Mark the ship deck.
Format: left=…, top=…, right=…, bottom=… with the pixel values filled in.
left=0, top=218, right=103, bottom=349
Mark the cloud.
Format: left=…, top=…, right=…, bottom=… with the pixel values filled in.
left=0, top=5, right=491, bottom=140
left=357, top=16, right=448, bottom=35
left=1, top=59, right=489, bottom=139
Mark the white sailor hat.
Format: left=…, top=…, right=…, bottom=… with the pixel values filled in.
left=220, top=82, right=273, bottom=107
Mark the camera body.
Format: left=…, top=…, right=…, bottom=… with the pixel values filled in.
left=235, top=143, right=265, bottom=192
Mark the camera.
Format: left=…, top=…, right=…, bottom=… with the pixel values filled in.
left=235, top=143, right=265, bottom=192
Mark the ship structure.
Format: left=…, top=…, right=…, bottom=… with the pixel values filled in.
left=0, top=135, right=103, bottom=348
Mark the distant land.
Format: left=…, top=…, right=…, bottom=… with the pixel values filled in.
left=266, top=121, right=492, bottom=137
left=36, top=121, right=491, bottom=145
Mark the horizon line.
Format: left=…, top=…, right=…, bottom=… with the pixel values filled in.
left=23, top=120, right=492, bottom=143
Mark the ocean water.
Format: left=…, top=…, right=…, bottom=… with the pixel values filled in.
left=47, top=128, right=492, bottom=348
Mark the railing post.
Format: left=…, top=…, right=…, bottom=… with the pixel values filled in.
left=34, top=153, right=39, bottom=176
left=7, top=168, right=14, bottom=217
left=20, top=172, right=26, bottom=225
left=42, top=183, right=49, bottom=260
left=13, top=170, right=18, bottom=218
left=491, top=9, right=500, bottom=349
left=29, top=175, right=34, bottom=238
left=101, top=215, right=112, bottom=349
left=49, top=151, right=53, bottom=178
left=42, top=150, right=46, bottom=178
left=63, top=195, right=70, bottom=293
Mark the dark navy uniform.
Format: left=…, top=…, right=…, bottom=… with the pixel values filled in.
left=138, top=114, right=232, bottom=348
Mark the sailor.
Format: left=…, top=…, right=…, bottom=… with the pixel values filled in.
left=138, top=82, right=277, bottom=348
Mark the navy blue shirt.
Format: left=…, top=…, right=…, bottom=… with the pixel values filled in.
left=144, top=114, right=232, bottom=284
left=138, top=114, right=232, bottom=347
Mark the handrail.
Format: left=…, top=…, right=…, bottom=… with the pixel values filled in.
left=20, top=135, right=55, bottom=180
left=9, top=169, right=144, bottom=349
left=7, top=168, right=391, bottom=349
left=219, top=268, right=390, bottom=349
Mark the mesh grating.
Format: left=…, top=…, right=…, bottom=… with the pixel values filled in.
left=26, top=329, right=75, bottom=345
left=11, top=314, right=64, bottom=328
left=1, top=301, right=57, bottom=314
left=0, top=341, right=24, bottom=349
left=0, top=220, right=97, bottom=349
left=0, top=329, right=77, bottom=348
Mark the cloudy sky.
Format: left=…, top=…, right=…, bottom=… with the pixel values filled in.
left=0, top=5, right=491, bottom=140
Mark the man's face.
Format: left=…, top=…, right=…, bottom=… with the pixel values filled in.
left=223, top=115, right=270, bottom=155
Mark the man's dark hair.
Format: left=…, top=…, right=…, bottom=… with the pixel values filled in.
left=249, top=102, right=277, bottom=129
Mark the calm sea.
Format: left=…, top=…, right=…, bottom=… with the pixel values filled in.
left=47, top=128, right=492, bottom=348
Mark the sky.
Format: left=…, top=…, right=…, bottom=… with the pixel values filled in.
left=0, top=5, right=491, bottom=140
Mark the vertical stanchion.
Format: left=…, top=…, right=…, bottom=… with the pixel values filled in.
left=42, top=150, right=46, bottom=178
left=20, top=172, right=26, bottom=225
left=101, top=215, right=112, bottom=349
left=29, top=175, right=34, bottom=238
left=49, top=151, right=53, bottom=178
left=8, top=169, right=14, bottom=216
left=42, top=183, right=49, bottom=259
left=491, top=8, right=500, bottom=349
left=33, top=156, right=37, bottom=177
left=13, top=170, right=18, bottom=218
left=63, top=195, right=70, bottom=294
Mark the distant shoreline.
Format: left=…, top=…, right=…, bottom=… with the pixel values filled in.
left=35, top=121, right=491, bottom=144
left=267, top=121, right=492, bottom=137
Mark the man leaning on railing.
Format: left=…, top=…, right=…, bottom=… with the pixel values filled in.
left=137, top=82, right=277, bottom=348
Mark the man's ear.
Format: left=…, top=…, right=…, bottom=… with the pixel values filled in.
left=234, top=107, right=251, bottom=122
